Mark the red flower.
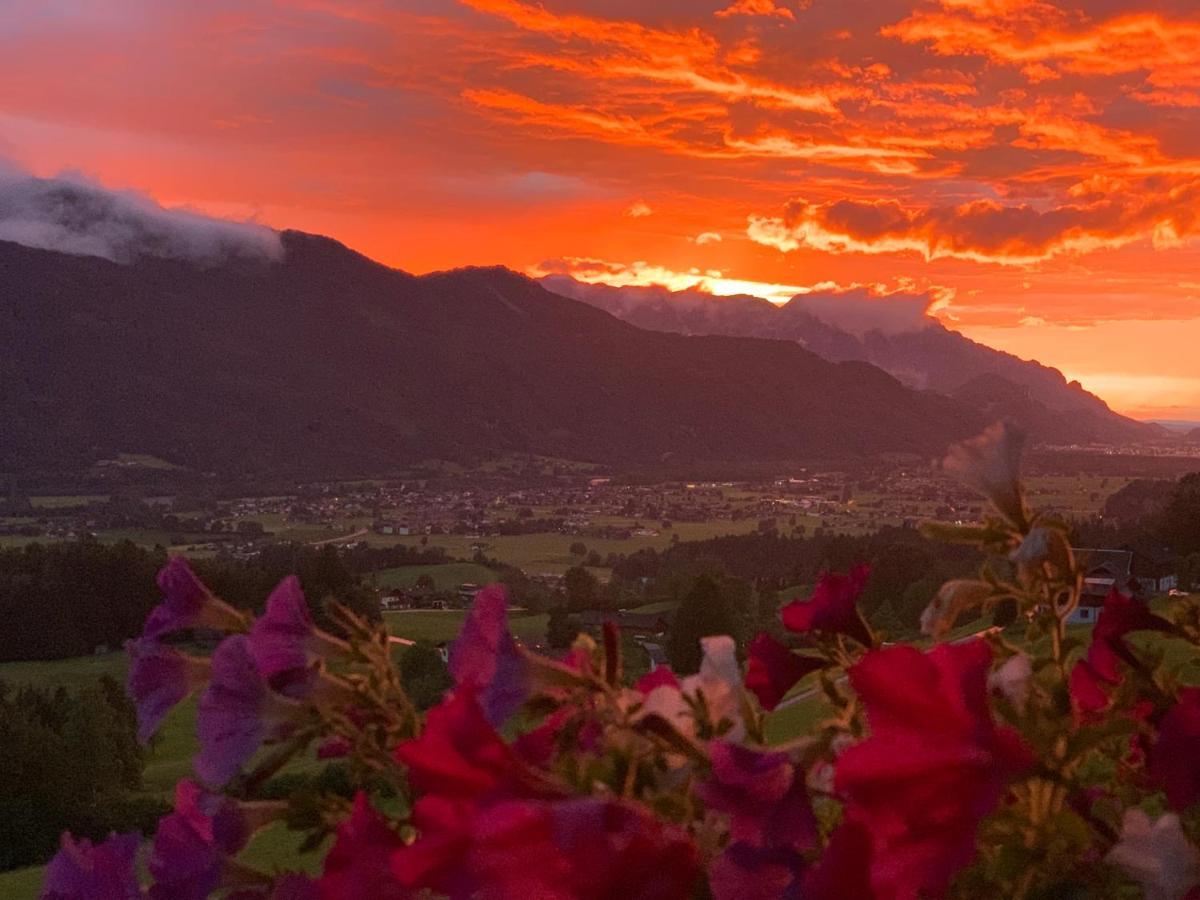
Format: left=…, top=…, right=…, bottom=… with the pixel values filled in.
left=1070, top=589, right=1174, bottom=719
left=781, top=565, right=872, bottom=647
left=636, top=667, right=680, bottom=693
left=744, top=632, right=826, bottom=711
left=318, top=793, right=407, bottom=899
left=1150, top=688, right=1200, bottom=811
left=835, top=640, right=1034, bottom=899
left=393, top=687, right=541, bottom=800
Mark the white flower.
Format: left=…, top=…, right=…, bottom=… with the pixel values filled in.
left=943, top=422, right=1027, bottom=527
left=988, top=653, right=1032, bottom=714
left=681, top=635, right=745, bottom=740
left=1107, top=810, right=1200, bottom=900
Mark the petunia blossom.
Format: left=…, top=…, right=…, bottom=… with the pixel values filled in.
left=448, top=584, right=530, bottom=727
left=143, top=556, right=244, bottom=640
left=942, top=421, right=1028, bottom=528
left=147, top=780, right=261, bottom=900
left=1150, top=688, right=1200, bottom=811
left=744, top=632, right=826, bottom=711
left=317, top=793, right=407, bottom=899
left=195, top=635, right=299, bottom=787
left=835, top=640, right=1034, bottom=898
left=781, top=565, right=872, bottom=647
left=701, top=741, right=816, bottom=850
left=42, top=832, right=142, bottom=900
left=126, top=637, right=210, bottom=744
left=248, top=576, right=344, bottom=699
left=1106, top=809, right=1200, bottom=900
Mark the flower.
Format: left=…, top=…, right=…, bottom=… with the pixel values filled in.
left=317, top=793, right=407, bottom=899
left=988, top=653, right=1033, bottom=714
left=448, top=585, right=530, bottom=727
left=195, top=635, right=298, bottom=787
left=394, top=686, right=544, bottom=800
left=248, top=576, right=341, bottom=699
left=943, top=421, right=1027, bottom=528
left=835, top=640, right=1034, bottom=898
left=1106, top=809, right=1200, bottom=900
left=42, top=832, right=141, bottom=900
left=126, top=637, right=209, bottom=744
left=636, top=637, right=745, bottom=739
left=700, top=742, right=816, bottom=850
left=781, top=565, right=872, bottom=647
left=744, top=632, right=826, bottom=711
left=147, top=779, right=275, bottom=900
left=467, top=797, right=699, bottom=900
left=1070, top=588, right=1174, bottom=718
left=1150, top=688, right=1200, bottom=811
left=635, top=667, right=679, bottom=693
left=802, top=822, right=874, bottom=899
left=143, top=557, right=243, bottom=640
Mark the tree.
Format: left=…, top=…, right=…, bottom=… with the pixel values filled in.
left=1157, top=472, right=1200, bottom=556
left=398, top=641, right=453, bottom=710
left=414, top=573, right=436, bottom=593
left=569, top=542, right=588, bottom=557
left=546, top=607, right=581, bottom=649
left=665, top=575, right=746, bottom=675
left=564, top=565, right=601, bottom=613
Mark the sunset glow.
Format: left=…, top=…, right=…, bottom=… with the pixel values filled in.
left=3, top=0, right=1200, bottom=416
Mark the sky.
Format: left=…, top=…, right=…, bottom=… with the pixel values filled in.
left=2, top=0, right=1200, bottom=419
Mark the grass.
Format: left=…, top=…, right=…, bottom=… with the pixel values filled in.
left=384, top=608, right=549, bottom=646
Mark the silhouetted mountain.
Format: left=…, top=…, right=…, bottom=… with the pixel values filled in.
left=541, top=278, right=1159, bottom=446
left=0, top=233, right=985, bottom=477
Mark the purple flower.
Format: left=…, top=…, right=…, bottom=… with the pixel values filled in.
left=248, top=576, right=339, bottom=698
left=42, top=832, right=141, bottom=900
left=127, top=637, right=209, bottom=744
left=195, top=635, right=297, bottom=787
left=448, top=585, right=530, bottom=726
left=143, top=557, right=243, bottom=640
left=700, top=742, right=816, bottom=850
left=147, top=780, right=253, bottom=900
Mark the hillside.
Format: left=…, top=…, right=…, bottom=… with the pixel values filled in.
left=0, top=233, right=984, bottom=477
left=541, top=278, right=1158, bottom=446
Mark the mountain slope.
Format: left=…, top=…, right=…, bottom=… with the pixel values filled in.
left=0, top=233, right=984, bottom=477
left=541, top=277, right=1157, bottom=446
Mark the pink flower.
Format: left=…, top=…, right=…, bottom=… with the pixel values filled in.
left=781, top=565, right=872, bottom=647
left=317, top=793, right=407, bottom=899
left=148, top=780, right=253, bottom=900
left=448, top=585, right=530, bottom=727
left=467, top=798, right=698, bottom=900
left=248, top=576, right=320, bottom=697
left=700, top=742, right=815, bottom=850
left=126, top=637, right=208, bottom=744
left=744, top=632, right=826, bottom=711
left=42, top=832, right=141, bottom=900
left=635, top=666, right=679, bottom=693
left=1151, top=688, right=1200, bottom=811
left=835, top=640, right=1034, bottom=899
left=143, top=557, right=243, bottom=640
left=195, top=635, right=298, bottom=787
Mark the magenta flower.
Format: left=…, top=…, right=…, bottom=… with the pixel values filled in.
left=802, top=822, right=874, bottom=899
left=448, top=585, right=530, bottom=726
left=143, top=556, right=243, bottom=640
left=147, top=780, right=252, bottom=900
left=708, top=842, right=803, bottom=900
left=126, top=637, right=209, bottom=744
left=195, top=635, right=297, bottom=787
left=1151, top=688, right=1200, bottom=811
left=318, top=793, right=407, bottom=899
left=701, top=741, right=816, bottom=850
left=744, top=632, right=826, bottom=711
left=780, top=565, right=872, bottom=647
left=636, top=667, right=680, bottom=693
left=42, top=832, right=141, bottom=900
left=835, top=640, right=1034, bottom=898
left=247, top=576, right=344, bottom=699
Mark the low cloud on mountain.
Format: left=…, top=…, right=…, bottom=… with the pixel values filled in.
left=0, top=162, right=281, bottom=265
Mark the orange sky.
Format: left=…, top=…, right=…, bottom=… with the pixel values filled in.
left=2, top=0, right=1200, bottom=418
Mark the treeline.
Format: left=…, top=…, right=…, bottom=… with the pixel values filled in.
left=0, top=541, right=388, bottom=662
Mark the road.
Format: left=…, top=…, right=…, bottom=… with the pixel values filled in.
left=307, top=528, right=369, bottom=547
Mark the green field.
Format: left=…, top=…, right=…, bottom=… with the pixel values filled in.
left=368, top=562, right=498, bottom=592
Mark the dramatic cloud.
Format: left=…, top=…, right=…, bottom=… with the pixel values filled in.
left=748, top=183, right=1200, bottom=265
left=0, top=165, right=281, bottom=265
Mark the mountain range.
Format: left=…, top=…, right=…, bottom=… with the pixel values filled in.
left=1, top=231, right=989, bottom=477
left=539, top=278, right=1160, bottom=447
